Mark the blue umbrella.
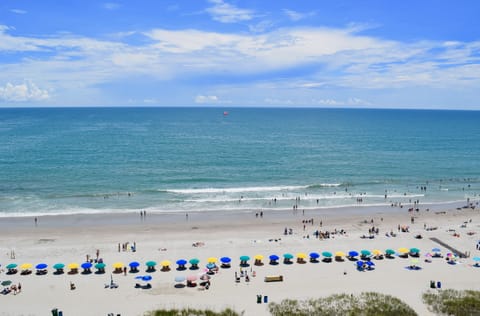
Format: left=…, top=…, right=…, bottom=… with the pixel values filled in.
left=348, top=251, right=359, bottom=257
left=136, top=275, right=152, bottom=281
left=309, top=252, right=320, bottom=259
left=81, top=262, right=92, bottom=269
left=432, top=248, right=441, bottom=253
left=220, top=257, right=231, bottom=264
left=206, top=263, right=216, bottom=269
left=129, top=261, right=140, bottom=268
left=269, top=255, right=279, bottom=261
left=365, top=261, right=375, bottom=266
left=473, top=257, right=480, bottom=262
left=175, top=275, right=186, bottom=283
left=36, top=263, right=48, bottom=270
left=176, top=259, right=188, bottom=266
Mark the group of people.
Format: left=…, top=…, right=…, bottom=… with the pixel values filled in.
left=2, top=282, right=21, bottom=295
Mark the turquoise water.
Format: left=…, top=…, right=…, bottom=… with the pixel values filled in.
left=0, top=107, right=479, bottom=216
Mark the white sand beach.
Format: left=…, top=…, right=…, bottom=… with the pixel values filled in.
left=1, top=202, right=479, bottom=316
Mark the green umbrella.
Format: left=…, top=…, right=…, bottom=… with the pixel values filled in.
left=146, top=261, right=157, bottom=267
left=385, top=249, right=395, bottom=255
left=95, top=263, right=106, bottom=269
left=322, top=251, right=332, bottom=258
left=239, top=255, right=250, bottom=262
left=188, top=258, right=199, bottom=265
left=6, top=263, right=17, bottom=270
left=1, top=280, right=12, bottom=286
left=410, top=247, right=420, bottom=253
left=283, top=253, right=294, bottom=259
left=53, top=263, right=65, bottom=271
left=361, top=250, right=371, bottom=256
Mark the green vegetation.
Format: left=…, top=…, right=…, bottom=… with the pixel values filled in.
left=423, top=289, right=480, bottom=316
left=144, top=308, right=242, bottom=316
left=268, top=292, right=417, bottom=316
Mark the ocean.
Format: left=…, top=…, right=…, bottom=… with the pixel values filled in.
left=0, top=107, right=479, bottom=217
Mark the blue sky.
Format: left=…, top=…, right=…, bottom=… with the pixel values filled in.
left=0, top=0, right=479, bottom=109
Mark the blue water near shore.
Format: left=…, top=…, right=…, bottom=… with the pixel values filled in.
left=0, top=107, right=479, bottom=216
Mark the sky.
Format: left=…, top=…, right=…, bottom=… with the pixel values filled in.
left=0, top=0, right=479, bottom=109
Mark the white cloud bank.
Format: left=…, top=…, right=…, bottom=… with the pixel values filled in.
left=195, top=95, right=219, bottom=104
left=0, top=81, right=50, bottom=102
left=206, top=0, right=254, bottom=23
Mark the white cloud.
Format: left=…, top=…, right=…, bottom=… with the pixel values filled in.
left=0, top=81, right=50, bottom=102
left=206, top=0, right=254, bottom=23
left=195, top=95, right=219, bottom=104
left=10, top=9, right=27, bottom=14
left=283, top=9, right=315, bottom=22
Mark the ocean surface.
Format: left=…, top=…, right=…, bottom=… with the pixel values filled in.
left=0, top=107, right=479, bottom=217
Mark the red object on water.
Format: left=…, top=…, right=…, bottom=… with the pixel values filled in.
left=223, top=111, right=229, bottom=116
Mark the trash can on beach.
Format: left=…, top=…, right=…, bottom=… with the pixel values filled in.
left=437, top=281, right=442, bottom=289
left=58, top=311, right=63, bottom=316
left=51, top=309, right=58, bottom=316
left=263, top=295, right=268, bottom=303
left=256, top=294, right=262, bottom=303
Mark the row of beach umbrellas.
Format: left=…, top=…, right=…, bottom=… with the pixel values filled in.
left=4, top=248, right=476, bottom=275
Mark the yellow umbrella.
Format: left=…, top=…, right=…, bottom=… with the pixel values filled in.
left=335, top=251, right=346, bottom=257
left=20, top=263, right=33, bottom=270
left=207, top=257, right=218, bottom=263
left=372, top=249, right=382, bottom=256
left=296, top=253, right=307, bottom=259
left=112, top=262, right=124, bottom=269
left=254, top=254, right=264, bottom=260
left=398, top=248, right=409, bottom=253
left=68, top=263, right=79, bottom=270
left=160, top=260, right=171, bottom=267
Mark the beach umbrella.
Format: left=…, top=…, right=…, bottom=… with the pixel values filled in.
left=206, top=263, right=216, bottom=270
left=176, top=259, right=187, bottom=266
left=372, top=249, right=382, bottom=256
left=356, top=261, right=364, bottom=267
left=335, top=251, right=346, bottom=257
left=432, top=248, right=441, bottom=253
left=113, top=262, right=124, bottom=269
left=410, top=248, right=420, bottom=254
left=385, top=249, right=395, bottom=255
left=175, top=275, right=186, bottom=283
left=81, top=262, right=92, bottom=269
left=220, top=257, right=231, bottom=264
left=283, top=253, right=294, bottom=259
left=322, top=251, right=333, bottom=258
left=199, top=274, right=211, bottom=281
left=20, top=263, right=33, bottom=270
left=186, top=275, right=197, bottom=281
left=398, top=248, right=409, bottom=254
left=360, top=250, right=371, bottom=257
left=141, top=275, right=152, bottom=281
left=189, top=258, right=200, bottom=265
left=95, top=262, right=106, bottom=269
left=366, top=261, right=375, bottom=266
left=6, top=263, right=18, bottom=270
left=269, top=255, right=280, bottom=261
left=254, top=254, right=264, bottom=261
left=36, top=263, right=48, bottom=270
left=1, top=280, right=12, bottom=286
left=348, top=251, right=359, bottom=257
left=473, top=257, right=480, bottom=262
left=207, top=257, right=218, bottom=264
left=53, top=263, right=65, bottom=270
left=239, top=255, right=250, bottom=262
left=68, top=263, right=79, bottom=269
left=309, top=252, right=320, bottom=259
left=129, top=261, right=140, bottom=268
left=296, top=253, right=307, bottom=259
left=146, top=261, right=157, bottom=267
left=160, top=260, right=171, bottom=267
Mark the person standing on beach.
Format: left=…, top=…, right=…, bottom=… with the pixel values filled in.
left=34, top=217, right=38, bottom=226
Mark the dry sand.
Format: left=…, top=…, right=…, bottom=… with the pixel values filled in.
left=1, top=202, right=480, bottom=316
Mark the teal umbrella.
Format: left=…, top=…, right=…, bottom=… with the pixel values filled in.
left=385, top=249, right=395, bottom=255
left=361, top=250, right=371, bottom=257
left=53, top=263, right=65, bottom=270
left=283, top=253, right=294, bottom=259
left=1, top=280, right=12, bottom=286
left=146, top=261, right=157, bottom=267
left=189, top=258, right=199, bottom=265
left=410, top=248, right=420, bottom=254
left=6, top=263, right=17, bottom=270
left=95, top=263, right=106, bottom=269
left=322, top=251, right=332, bottom=258
left=239, top=255, right=250, bottom=262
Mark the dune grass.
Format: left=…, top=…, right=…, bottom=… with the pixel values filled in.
left=422, top=289, right=480, bottom=316
left=268, top=292, right=418, bottom=316
left=144, top=308, right=243, bottom=316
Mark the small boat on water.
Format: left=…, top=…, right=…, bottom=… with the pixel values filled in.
left=223, top=111, right=229, bottom=116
